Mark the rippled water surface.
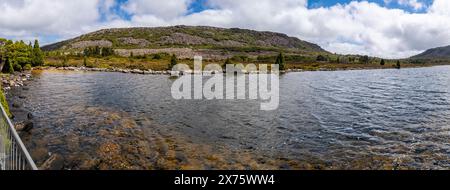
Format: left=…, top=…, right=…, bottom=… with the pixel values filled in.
left=9, top=66, right=450, bottom=169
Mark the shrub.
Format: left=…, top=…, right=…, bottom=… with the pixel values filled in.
left=83, top=56, right=88, bottom=67
left=13, top=63, right=22, bottom=72
left=316, top=55, right=328, bottom=62
left=153, top=54, right=162, bottom=60
left=224, top=58, right=232, bottom=65
left=360, top=55, right=369, bottom=64
left=275, top=53, right=285, bottom=70
left=231, top=55, right=249, bottom=62
left=23, top=64, right=32, bottom=70
left=2, top=58, right=14, bottom=74
left=169, top=54, right=178, bottom=69
left=0, top=88, right=12, bottom=118
left=62, top=56, right=68, bottom=67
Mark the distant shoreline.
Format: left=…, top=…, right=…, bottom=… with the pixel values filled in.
left=31, top=63, right=447, bottom=75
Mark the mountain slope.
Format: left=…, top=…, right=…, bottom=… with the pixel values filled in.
left=411, top=45, right=450, bottom=59
left=42, top=26, right=327, bottom=58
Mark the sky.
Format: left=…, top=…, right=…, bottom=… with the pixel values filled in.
left=0, top=0, right=449, bottom=58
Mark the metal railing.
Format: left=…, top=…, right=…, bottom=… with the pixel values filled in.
left=0, top=104, right=37, bottom=170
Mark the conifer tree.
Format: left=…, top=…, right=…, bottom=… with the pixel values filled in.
left=32, top=39, right=44, bottom=66
left=169, top=54, right=178, bottom=69
left=275, top=52, right=285, bottom=71
left=2, top=57, right=14, bottom=74
left=83, top=56, right=88, bottom=67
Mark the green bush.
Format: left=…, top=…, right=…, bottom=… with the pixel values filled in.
left=23, top=64, right=32, bottom=70
left=396, top=60, right=401, bottom=69
left=2, top=58, right=14, bottom=74
left=256, top=55, right=274, bottom=62
left=169, top=54, right=178, bottom=69
left=316, top=55, right=328, bottom=62
left=13, top=63, right=22, bottom=72
left=231, top=55, right=250, bottom=62
left=153, top=54, right=162, bottom=60
left=275, top=53, right=285, bottom=70
left=0, top=88, right=12, bottom=118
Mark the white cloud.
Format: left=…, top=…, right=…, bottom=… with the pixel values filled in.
left=428, top=0, right=450, bottom=15
left=122, top=0, right=193, bottom=19
left=0, top=0, right=101, bottom=43
left=165, top=0, right=450, bottom=58
left=385, top=0, right=425, bottom=10
left=1, top=0, right=450, bottom=59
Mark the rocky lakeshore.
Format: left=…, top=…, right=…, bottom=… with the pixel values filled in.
left=34, top=64, right=441, bottom=76
left=1, top=71, right=35, bottom=132
left=1, top=71, right=36, bottom=134
left=1, top=71, right=32, bottom=91
left=36, top=66, right=278, bottom=75
left=49, top=66, right=173, bottom=75
left=33, top=66, right=374, bottom=75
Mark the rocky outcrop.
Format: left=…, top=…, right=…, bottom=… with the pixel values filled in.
left=42, top=25, right=328, bottom=54
left=114, top=48, right=230, bottom=59
left=118, top=37, right=150, bottom=47
left=69, top=40, right=113, bottom=49
left=115, top=48, right=194, bottom=58
left=158, top=33, right=214, bottom=45
left=218, top=40, right=245, bottom=47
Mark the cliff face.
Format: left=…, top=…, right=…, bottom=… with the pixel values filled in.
left=42, top=26, right=327, bottom=59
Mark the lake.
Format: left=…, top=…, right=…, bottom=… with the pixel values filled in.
left=8, top=66, right=450, bottom=169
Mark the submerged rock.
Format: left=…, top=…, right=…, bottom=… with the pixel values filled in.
left=12, top=102, right=21, bottom=108
left=40, top=154, right=65, bottom=170
left=175, top=152, right=188, bottom=163
left=31, top=147, right=50, bottom=163
left=27, top=112, right=34, bottom=120
left=15, top=121, right=34, bottom=132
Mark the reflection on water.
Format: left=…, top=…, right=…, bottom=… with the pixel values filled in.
left=8, top=66, right=450, bottom=169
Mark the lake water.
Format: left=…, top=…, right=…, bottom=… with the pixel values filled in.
left=8, top=66, right=450, bottom=169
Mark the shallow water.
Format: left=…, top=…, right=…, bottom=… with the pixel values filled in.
left=8, top=66, right=450, bottom=169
